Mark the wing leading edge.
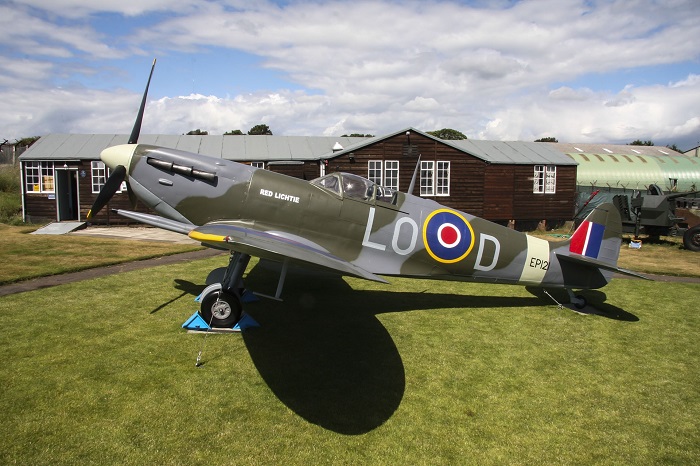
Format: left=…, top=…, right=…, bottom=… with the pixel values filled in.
left=189, top=222, right=388, bottom=284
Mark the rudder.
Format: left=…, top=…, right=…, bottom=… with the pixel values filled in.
left=568, top=203, right=622, bottom=267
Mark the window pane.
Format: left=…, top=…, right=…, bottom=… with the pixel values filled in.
left=420, top=161, right=434, bottom=196
left=368, top=160, right=382, bottom=185
left=91, top=161, right=107, bottom=193
left=41, top=162, right=54, bottom=192
left=533, top=165, right=544, bottom=194
left=25, top=161, right=40, bottom=192
left=436, top=161, right=450, bottom=196
left=545, top=166, right=556, bottom=193
left=384, top=160, right=399, bottom=191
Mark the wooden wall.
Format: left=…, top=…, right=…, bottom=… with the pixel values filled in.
left=322, top=131, right=576, bottom=227
left=23, top=133, right=577, bottom=229
left=23, top=160, right=150, bottom=225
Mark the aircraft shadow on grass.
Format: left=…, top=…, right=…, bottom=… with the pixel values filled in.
left=164, top=261, right=637, bottom=435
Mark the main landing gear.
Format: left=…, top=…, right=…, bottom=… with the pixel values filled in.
left=199, top=252, right=251, bottom=328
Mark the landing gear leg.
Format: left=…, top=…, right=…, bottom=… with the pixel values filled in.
left=200, top=252, right=251, bottom=328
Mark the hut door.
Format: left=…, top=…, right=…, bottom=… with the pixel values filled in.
left=55, top=169, right=80, bottom=221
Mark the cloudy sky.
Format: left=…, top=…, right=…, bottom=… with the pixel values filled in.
left=2, top=0, right=699, bottom=149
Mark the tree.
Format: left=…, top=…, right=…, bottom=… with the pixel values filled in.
left=224, top=129, right=244, bottom=135
left=186, top=129, right=208, bottom=135
left=248, top=124, right=273, bottom=135
left=426, top=128, right=467, bottom=140
left=534, top=137, right=558, bottom=143
left=14, top=136, right=40, bottom=147
left=341, top=133, right=374, bottom=137
left=629, top=139, right=654, bottom=146
left=666, top=143, right=681, bottom=152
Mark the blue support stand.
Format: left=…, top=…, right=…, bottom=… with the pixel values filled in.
left=182, top=311, right=260, bottom=333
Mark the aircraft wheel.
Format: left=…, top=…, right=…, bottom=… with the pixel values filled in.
left=683, top=225, right=700, bottom=252
left=200, top=290, right=242, bottom=328
left=573, top=295, right=587, bottom=309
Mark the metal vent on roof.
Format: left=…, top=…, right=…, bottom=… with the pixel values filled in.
left=657, top=149, right=669, bottom=155
left=602, top=148, right=613, bottom=153
left=631, top=149, right=641, bottom=154
left=332, top=142, right=343, bottom=152
left=574, top=147, right=583, bottom=152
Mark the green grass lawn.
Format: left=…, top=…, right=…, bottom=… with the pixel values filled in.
left=0, top=224, right=201, bottom=284
left=1, top=256, right=698, bottom=465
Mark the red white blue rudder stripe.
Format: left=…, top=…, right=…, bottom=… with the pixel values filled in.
left=570, top=221, right=605, bottom=259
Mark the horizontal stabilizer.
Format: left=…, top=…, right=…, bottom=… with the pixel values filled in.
left=555, top=252, right=650, bottom=280
left=111, top=209, right=194, bottom=235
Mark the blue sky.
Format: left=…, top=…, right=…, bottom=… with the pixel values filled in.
left=2, top=0, right=699, bottom=150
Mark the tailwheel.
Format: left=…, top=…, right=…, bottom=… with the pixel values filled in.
left=566, top=288, right=587, bottom=310
left=572, top=294, right=587, bottom=309
left=200, top=290, right=242, bottom=328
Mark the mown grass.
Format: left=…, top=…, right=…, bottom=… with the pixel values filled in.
left=0, top=224, right=201, bottom=284
left=1, top=256, right=698, bottom=465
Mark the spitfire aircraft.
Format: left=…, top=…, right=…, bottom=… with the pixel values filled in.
left=88, top=61, right=646, bottom=327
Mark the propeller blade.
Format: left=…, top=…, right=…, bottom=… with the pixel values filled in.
left=86, top=165, right=126, bottom=219
left=126, top=180, right=137, bottom=208
left=128, top=58, right=157, bottom=145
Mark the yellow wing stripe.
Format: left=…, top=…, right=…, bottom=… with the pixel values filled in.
left=188, top=231, right=227, bottom=243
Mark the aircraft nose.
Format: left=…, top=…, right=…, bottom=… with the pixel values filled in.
left=101, top=144, right=136, bottom=170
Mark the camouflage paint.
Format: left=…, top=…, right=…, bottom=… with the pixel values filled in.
left=102, top=142, right=638, bottom=292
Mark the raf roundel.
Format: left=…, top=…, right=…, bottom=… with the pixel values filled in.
left=423, top=209, right=476, bottom=263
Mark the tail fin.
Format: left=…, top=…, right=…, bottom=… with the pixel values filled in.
left=556, top=203, right=648, bottom=284
left=569, top=202, right=622, bottom=265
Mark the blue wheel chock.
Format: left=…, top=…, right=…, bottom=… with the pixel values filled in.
left=182, top=311, right=260, bottom=332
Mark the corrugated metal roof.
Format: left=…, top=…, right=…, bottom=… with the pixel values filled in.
left=550, top=142, right=683, bottom=157
left=19, top=134, right=367, bottom=162
left=448, top=139, right=576, bottom=165
left=326, top=127, right=577, bottom=165
left=568, top=152, right=700, bottom=191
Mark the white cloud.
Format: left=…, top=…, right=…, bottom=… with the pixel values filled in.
left=1, top=0, right=700, bottom=150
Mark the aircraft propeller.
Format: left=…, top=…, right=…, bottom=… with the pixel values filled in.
left=86, top=59, right=156, bottom=220
left=86, top=165, right=126, bottom=219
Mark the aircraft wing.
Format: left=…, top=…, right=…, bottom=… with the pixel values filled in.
left=112, top=209, right=195, bottom=234
left=555, top=252, right=651, bottom=280
left=189, top=221, right=389, bottom=284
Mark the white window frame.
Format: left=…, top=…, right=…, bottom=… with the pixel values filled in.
left=534, top=165, right=557, bottom=194
left=420, top=161, right=434, bottom=196
left=91, top=161, right=122, bottom=194
left=367, top=160, right=400, bottom=192
left=420, top=160, right=450, bottom=197
left=251, top=162, right=265, bottom=169
left=91, top=161, right=107, bottom=193
left=384, top=160, right=399, bottom=192
left=436, top=161, right=450, bottom=196
left=545, top=165, right=556, bottom=193
left=25, top=161, right=54, bottom=193
left=368, top=160, right=382, bottom=186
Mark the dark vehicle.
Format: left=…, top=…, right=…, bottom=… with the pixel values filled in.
left=612, top=185, right=700, bottom=251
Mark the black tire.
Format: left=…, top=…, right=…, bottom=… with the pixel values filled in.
left=683, top=225, right=700, bottom=252
left=574, top=295, right=587, bottom=310
left=200, top=290, right=242, bottom=328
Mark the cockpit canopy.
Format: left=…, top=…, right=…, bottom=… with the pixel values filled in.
left=311, top=172, right=394, bottom=203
